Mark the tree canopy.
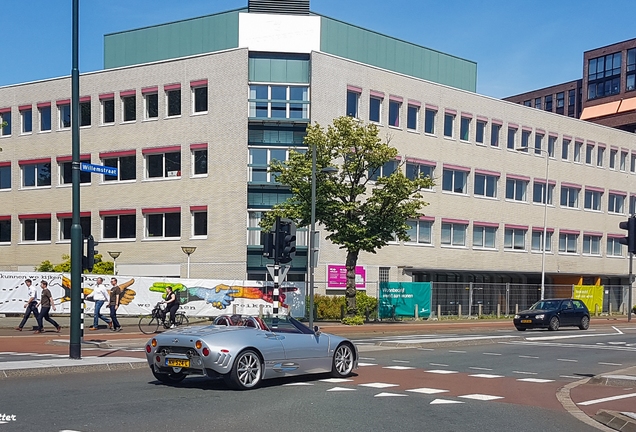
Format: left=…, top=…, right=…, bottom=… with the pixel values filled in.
left=265, top=116, right=434, bottom=314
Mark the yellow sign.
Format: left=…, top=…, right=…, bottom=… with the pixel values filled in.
left=573, top=285, right=603, bottom=314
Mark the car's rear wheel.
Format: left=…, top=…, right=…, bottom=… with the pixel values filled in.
left=331, top=343, right=355, bottom=377
left=548, top=316, right=560, bottom=331
left=578, top=315, right=590, bottom=330
left=227, top=349, right=262, bottom=390
left=515, top=326, right=526, bottom=331
left=152, top=370, right=185, bottom=385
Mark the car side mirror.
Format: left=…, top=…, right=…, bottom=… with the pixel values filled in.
left=313, top=325, right=321, bottom=335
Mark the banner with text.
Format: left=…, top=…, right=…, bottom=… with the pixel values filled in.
left=573, top=285, right=604, bottom=314
left=379, top=282, right=431, bottom=319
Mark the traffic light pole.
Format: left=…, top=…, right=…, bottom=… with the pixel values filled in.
left=629, top=252, right=633, bottom=322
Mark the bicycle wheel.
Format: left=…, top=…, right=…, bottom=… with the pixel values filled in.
left=175, top=313, right=189, bottom=327
left=138, top=315, right=160, bottom=334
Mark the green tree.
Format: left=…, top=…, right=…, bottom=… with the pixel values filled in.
left=265, top=116, right=434, bottom=315
left=35, top=254, right=114, bottom=274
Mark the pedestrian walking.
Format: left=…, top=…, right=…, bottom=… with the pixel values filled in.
left=34, top=280, right=61, bottom=334
left=15, top=279, right=39, bottom=331
left=86, top=277, right=112, bottom=330
left=109, top=277, right=122, bottom=332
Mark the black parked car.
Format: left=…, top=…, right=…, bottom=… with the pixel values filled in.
left=513, top=298, right=590, bottom=331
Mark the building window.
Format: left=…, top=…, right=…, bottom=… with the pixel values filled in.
left=476, top=120, right=486, bottom=144
left=39, top=105, right=51, bottom=131
left=369, top=160, right=398, bottom=181
left=620, top=151, right=627, bottom=171
left=122, top=95, right=136, bottom=122
left=597, top=147, right=604, bottom=167
left=632, top=154, right=636, bottom=173
left=631, top=196, right=636, bottom=215
left=424, top=109, right=436, bottom=134
left=0, top=218, right=10, bottom=243
left=607, top=237, right=623, bottom=257
left=443, top=113, right=454, bottom=138
left=531, top=230, right=552, bottom=252
left=556, top=92, right=564, bottom=114
left=568, top=89, right=576, bottom=116
left=504, top=228, right=526, bottom=250
left=507, top=127, right=516, bottom=149
left=490, top=124, right=500, bottom=147
left=80, top=100, right=91, bottom=127
left=473, top=225, right=496, bottom=249
left=102, top=98, right=115, bottom=124
left=192, top=147, right=208, bottom=176
left=547, top=136, right=556, bottom=157
left=560, top=186, right=579, bottom=208
left=346, top=90, right=359, bottom=118
left=505, top=177, right=527, bottom=201
left=103, top=155, right=136, bottom=182
left=250, top=85, right=310, bottom=120
left=561, top=139, right=570, bottom=160
left=608, top=193, right=625, bottom=214
left=60, top=216, right=91, bottom=241
left=628, top=48, right=636, bottom=92
left=582, top=235, right=601, bottom=255
left=523, top=100, right=531, bottom=107
left=585, top=144, right=594, bottom=165
left=58, top=103, right=71, bottom=129
left=584, top=189, right=602, bottom=211
left=406, top=219, right=432, bottom=244
left=544, top=95, right=553, bottom=111
left=166, top=88, right=181, bottom=117
left=146, top=151, right=181, bottom=179
left=406, top=105, right=418, bottom=130
left=192, top=210, right=207, bottom=237
left=520, top=129, right=531, bottom=151
left=22, top=217, right=51, bottom=242
left=21, top=108, right=32, bottom=134
left=60, top=160, right=91, bottom=185
left=610, top=148, right=617, bottom=169
left=534, top=133, right=544, bottom=155
left=559, top=232, right=578, bottom=254
left=379, top=267, right=390, bottom=283
left=22, top=162, right=51, bottom=188
left=103, top=214, right=136, bottom=239
left=574, top=141, right=582, bottom=162
left=145, top=92, right=159, bottom=120
left=441, top=222, right=466, bottom=247
left=474, top=173, right=497, bottom=198
left=532, top=181, right=553, bottom=205
left=588, top=52, right=622, bottom=100
left=192, top=85, right=208, bottom=113
left=388, top=100, right=401, bottom=127
left=0, top=110, right=10, bottom=136
left=0, top=165, right=10, bottom=190
left=369, top=97, right=382, bottom=123
left=249, top=148, right=287, bottom=183
left=442, top=169, right=467, bottom=194
left=248, top=210, right=265, bottom=246
left=534, top=98, right=542, bottom=109
left=405, top=162, right=433, bottom=187
left=460, top=116, right=470, bottom=141
left=146, top=212, right=181, bottom=239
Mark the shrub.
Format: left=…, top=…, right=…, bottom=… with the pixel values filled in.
left=341, top=315, right=364, bottom=325
left=308, top=291, right=378, bottom=321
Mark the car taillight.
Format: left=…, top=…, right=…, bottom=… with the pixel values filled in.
left=195, top=340, right=202, bottom=349
left=146, top=344, right=152, bottom=353
left=156, top=356, right=161, bottom=363
left=202, top=348, right=210, bottom=356
left=151, top=338, right=157, bottom=347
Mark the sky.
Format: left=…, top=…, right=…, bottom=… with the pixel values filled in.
left=2, top=0, right=636, bottom=98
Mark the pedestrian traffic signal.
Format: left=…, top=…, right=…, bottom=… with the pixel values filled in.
left=83, top=235, right=96, bottom=271
left=618, top=217, right=636, bottom=254
left=278, top=219, right=296, bottom=264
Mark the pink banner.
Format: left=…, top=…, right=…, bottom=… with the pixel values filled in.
left=327, top=265, right=366, bottom=289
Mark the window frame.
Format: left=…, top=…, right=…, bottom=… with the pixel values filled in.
left=442, top=168, right=467, bottom=194
left=20, top=216, right=51, bottom=243
left=144, top=210, right=181, bottom=240
left=441, top=222, right=467, bottom=247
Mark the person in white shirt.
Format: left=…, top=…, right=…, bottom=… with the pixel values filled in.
left=86, top=277, right=112, bottom=330
left=15, top=279, right=39, bottom=331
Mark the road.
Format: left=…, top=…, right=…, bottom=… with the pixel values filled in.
left=0, top=321, right=634, bottom=431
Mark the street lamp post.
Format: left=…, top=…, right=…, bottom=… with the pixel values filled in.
left=108, top=251, right=121, bottom=275
left=516, top=146, right=550, bottom=300
left=181, top=246, right=197, bottom=279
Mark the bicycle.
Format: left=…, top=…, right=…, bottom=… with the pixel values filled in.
left=138, top=302, right=189, bottom=334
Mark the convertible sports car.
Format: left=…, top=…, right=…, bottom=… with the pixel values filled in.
left=145, top=314, right=358, bottom=390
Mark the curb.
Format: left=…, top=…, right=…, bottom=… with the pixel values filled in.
left=0, top=360, right=148, bottom=379
left=594, top=411, right=636, bottom=432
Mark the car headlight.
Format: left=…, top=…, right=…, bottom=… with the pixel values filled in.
left=514, top=315, right=520, bottom=319
left=535, top=314, right=544, bottom=320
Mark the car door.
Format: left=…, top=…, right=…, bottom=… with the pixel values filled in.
left=559, top=300, right=577, bottom=326
left=270, top=318, right=332, bottom=375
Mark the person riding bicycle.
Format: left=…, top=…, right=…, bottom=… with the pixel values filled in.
left=163, top=286, right=179, bottom=329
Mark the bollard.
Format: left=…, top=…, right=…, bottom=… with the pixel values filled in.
left=497, top=304, right=501, bottom=318
left=595, top=304, right=599, bottom=317
left=340, top=304, right=345, bottom=320
left=365, top=306, right=369, bottom=322
left=458, top=304, right=462, bottom=318
left=415, top=304, right=419, bottom=320
left=437, top=304, right=441, bottom=320
left=478, top=304, right=482, bottom=317
left=232, top=304, right=237, bottom=315
left=515, top=304, right=519, bottom=314
left=609, top=302, right=612, bottom=316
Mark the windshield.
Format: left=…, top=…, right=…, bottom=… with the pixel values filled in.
left=529, top=300, right=560, bottom=310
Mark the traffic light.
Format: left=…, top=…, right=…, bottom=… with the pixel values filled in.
left=277, top=218, right=296, bottom=264
left=619, top=217, right=636, bottom=254
left=83, top=235, right=96, bottom=271
left=262, top=231, right=275, bottom=260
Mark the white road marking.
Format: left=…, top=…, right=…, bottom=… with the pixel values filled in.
left=417, top=348, right=434, bottom=351
left=469, top=373, right=504, bottom=379
left=327, top=387, right=356, bottom=392
left=598, top=362, right=622, bottom=366
left=502, top=340, right=636, bottom=352
left=430, top=399, right=464, bottom=405
left=374, top=392, right=407, bottom=397
left=612, top=326, right=624, bottom=335
left=513, top=371, right=538, bottom=375
left=283, top=382, right=314, bottom=386
left=557, top=358, right=578, bottom=362
left=359, top=357, right=376, bottom=361
left=517, top=378, right=554, bottom=383
left=426, top=369, right=458, bottom=374
left=459, top=394, right=504, bottom=401
left=383, top=366, right=415, bottom=370
left=560, top=375, right=581, bottom=379
left=392, top=360, right=410, bottom=363
left=519, top=355, right=539, bottom=359
left=358, top=362, right=377, bottom=367
left=608, top=342, right=627, bottom=345
left=526, top=328, right=623, bottom=341
left=359, top=382, right=400, bottom=389
left=578, top=392, right=636, bottom=406
left=448, top=350, right=466, bottom=353
left=406, top=388, right=449, bottom=394
left=430, top=363, right=448, bottom=367
left=320, top=378, right=353, bottom=383
left=483, top=352, right=501, bottom=356
left=469, top=367, right=493, bottom=371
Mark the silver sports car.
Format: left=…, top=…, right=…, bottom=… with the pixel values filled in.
left=144, top=314, right=358, bottom=390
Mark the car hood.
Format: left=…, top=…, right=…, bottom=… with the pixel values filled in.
left=518, top=309, right=552, bottom=315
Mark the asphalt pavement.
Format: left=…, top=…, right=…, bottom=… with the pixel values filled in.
left=1, top=313, right=635, bottom=431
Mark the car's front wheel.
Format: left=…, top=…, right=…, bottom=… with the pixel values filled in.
left=152, top=370, right=185, bottom=385
left=578, top=315, right=590, bottom=330
left=548, top=316, right=560, bottom=331
left=227, top=349, right=262, bottom=390
left=331, top=343, right=355, bottom=377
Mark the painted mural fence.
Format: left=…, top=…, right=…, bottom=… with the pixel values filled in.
left=0, top=272, right=306, bottom=317
left=379, top=282, right=432, bottom=319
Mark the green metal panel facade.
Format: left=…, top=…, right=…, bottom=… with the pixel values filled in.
left=319, top=16, right=477, bottom=92
left=248, top=57, right=310, bottom=83
left=104, top=11, right=241, bottom=69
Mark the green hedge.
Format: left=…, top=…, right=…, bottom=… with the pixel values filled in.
left=307, top=292, right=378, bottom=321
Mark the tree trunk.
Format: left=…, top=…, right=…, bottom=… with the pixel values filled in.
left=345, top=250, right=359, bottom=316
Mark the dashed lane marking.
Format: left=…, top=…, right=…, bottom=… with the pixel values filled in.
left=519, top=355, right=539, bottom=359
left=283, top=382, right=314, bottom=386
left=392, top=359, right=410, bottom=363
left=448, top=350, right=466, bottom=353
left=513, top=371, right=538, bottom=375
left=469, top=367, right=493, bottom=371
left=383, top=366, right=415, bottom=370
left=358, top=362, right=377, bottom=367
left=482, top=352, right=501, bottom=356
left=557, top=358, right=578, bottom=362
left=425, top=369, right=458, bottom=374
left=468, top=373, right=504, bottom=379
left=406, top=388, right=448, bottom=394
left=430, top=399, right=464, bottom=405
left=517, top=378, right=554, bottom=383
left=327, top=387, right=356, bottom=392
left=459, top=394, right=504, bottom=401
left=578, top=392, right=636, bottom=406
left=598, top=362, right=622, bottom=366
left=429, top=363, right=448, bottom=367
left=320, top=378, right=353, bottom=383
left=359, top=382, right=399, bottom=389
left=374, top=392, right=407, bottom=397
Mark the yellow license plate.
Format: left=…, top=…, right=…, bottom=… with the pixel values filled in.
left=521, top=319, right=532, bottom=323
left=167, top=358, right=190, bottom=368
